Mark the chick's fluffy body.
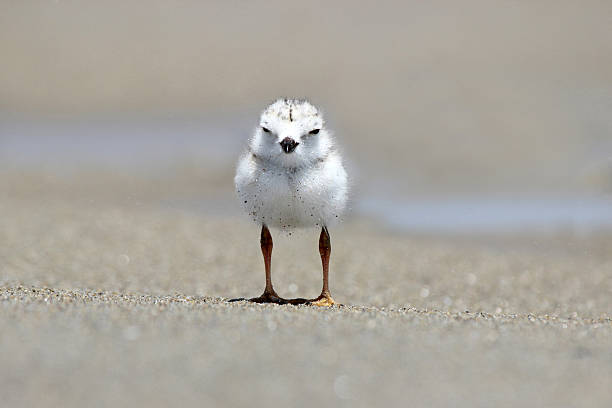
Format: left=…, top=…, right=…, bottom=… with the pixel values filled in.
left=235, top=99, right=348, bottom=230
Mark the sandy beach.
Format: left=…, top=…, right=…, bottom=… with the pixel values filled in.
left=2, top=1, right=612, bottom=405
left=2, top=173, right=612, bottom=407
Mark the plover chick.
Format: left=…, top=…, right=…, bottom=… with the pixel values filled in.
left=234, top=98, right=348, bottom=306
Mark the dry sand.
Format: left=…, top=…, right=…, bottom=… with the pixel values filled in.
left=2, top=174, right=612, bottom=407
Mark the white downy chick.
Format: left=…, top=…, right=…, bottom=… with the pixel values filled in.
left=235, top=98, right=348, bottom=230
left=234, top=98, right=348, bottom=306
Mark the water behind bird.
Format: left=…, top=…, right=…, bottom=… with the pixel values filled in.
left=2, top=116, right=611, bottom=235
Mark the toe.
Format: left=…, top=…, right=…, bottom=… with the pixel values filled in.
left=309, top=295, right=336, bottom=307
left=249, top=293, right=286, bottom=304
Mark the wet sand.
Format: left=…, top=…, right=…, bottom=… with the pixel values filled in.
left=2, top=174, right=612, bottom=407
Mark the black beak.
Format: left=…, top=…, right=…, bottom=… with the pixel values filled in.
left=280, top=137, right=299, bottom=153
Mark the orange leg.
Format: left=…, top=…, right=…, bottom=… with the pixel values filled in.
left=249, top=225, right=286, bottom=304
left=309, top=226, right=336, bottom=306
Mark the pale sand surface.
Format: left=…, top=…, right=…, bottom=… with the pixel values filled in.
left=2, top=174, right=612, bottom=407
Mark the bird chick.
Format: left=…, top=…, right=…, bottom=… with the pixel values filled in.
left=235, top=98, right=348, bottom=306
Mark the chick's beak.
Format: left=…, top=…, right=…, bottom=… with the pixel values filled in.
left=280, top=137, right=299, bottom=153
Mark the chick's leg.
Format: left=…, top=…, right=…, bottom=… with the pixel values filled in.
left=250, top=224, right=285, bottom=304
left=310, top=226, right=336, bottom=306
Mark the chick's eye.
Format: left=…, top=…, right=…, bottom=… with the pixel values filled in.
left=261, top=127, right=270, bottom=133
left=309, top=129, right=320, bottom=135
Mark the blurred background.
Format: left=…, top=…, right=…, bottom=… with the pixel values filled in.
left=3, top=3, right=612, bottom=407
left=2, top=0, right=612, bottom=233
